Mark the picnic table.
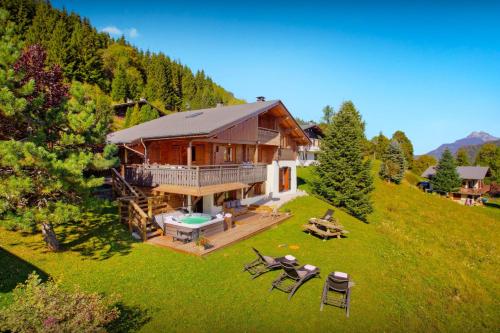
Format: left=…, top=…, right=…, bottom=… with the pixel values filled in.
left=303, top=217, right=349, bottom=240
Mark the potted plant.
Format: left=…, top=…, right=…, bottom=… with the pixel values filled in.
left=195, top=236, right=211, bottom=250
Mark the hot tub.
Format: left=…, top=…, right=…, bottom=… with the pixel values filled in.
left=155, top=212, right=224, bottom=241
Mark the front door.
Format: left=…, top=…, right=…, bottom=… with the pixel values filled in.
left=279, top=167, right=291, bottom=192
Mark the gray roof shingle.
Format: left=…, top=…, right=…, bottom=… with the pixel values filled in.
left=421, top=166, right=490, bottom=180
left=107, top=100, right=280, bottom=144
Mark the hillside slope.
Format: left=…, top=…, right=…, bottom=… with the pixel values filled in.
left=0, top=166, right=498, bottom=332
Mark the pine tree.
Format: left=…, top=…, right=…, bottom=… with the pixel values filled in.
left=0, top=38, right=116, bottom=251
left=139, top=104, right=159, bottom=123
left=111, top=66, right=128, bottom=101
left=431, top=149, right=462, bottom=194
left=379, top=141, right=406, bottom=184
left=391, top=130, right=414, bottom=169
left=371, top=132, right=390, bottom=160
left=321, top=105, right=334, bottom=124
left=456, top=147, right=470, bottom=166
left=46, top=16, right=70, bottom=69
left=312, top=101, right=374, bottom=221
left=123, top=107, right=133, bottom=128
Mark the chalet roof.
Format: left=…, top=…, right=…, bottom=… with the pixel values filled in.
left=300, top=123, right=324, bottom=137
left=107, top=100, right=309, bottom=145
left=421, top=166, right=490, bottom=180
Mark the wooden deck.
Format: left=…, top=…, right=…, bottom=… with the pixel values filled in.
left=146, top=212, right=292, bottom=256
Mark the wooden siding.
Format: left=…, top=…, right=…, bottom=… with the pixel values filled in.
left=215, top=116, right=258, bottom=143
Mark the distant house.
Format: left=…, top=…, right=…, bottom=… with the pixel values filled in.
left=421, top=166, right=491, bottom=204
left=297, top=123, right=324, bottom=166
left=112, top=98, right=164, bottom=118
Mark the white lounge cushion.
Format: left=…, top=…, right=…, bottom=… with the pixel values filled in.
left=304, top=264, right=317, bottom=271
left=334, top=271, right=348, bottom=279
left=285, top=255, right=296, bottom=261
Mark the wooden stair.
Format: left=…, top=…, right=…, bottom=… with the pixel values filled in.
left=112, top=168, right=175, bottom=241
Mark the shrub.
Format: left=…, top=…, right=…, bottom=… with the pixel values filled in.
left=0, top=273, right=119, bottom=333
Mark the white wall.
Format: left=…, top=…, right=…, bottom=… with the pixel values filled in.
left=266, top=160, right=297, bottom=195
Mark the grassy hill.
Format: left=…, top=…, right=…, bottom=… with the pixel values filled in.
left=1, top=166, right=498, bottom=332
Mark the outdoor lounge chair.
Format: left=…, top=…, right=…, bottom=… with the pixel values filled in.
left=270, top=262, right=320, bottom=299
left=320, top=272, right=353, bottom=317
left=243, top=247, right=298, bottom=279
left=308, top=209, right=334, bottom=224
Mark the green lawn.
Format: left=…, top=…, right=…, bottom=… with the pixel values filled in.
left=1, top=166, right=499, bottom=332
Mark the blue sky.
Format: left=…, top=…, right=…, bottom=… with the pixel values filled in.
left=52, top=0, right=500, bottom=154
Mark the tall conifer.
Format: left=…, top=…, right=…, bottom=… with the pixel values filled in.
left=312, top=101, right=374, bottom=221
left=431, top=149, right=462, bottom=193
left=379, top=141, right=406, bottom=184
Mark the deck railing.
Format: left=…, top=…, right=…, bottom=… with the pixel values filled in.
left=124, top=164, right=268, bottom=187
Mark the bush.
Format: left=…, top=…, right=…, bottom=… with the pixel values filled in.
left=0, top=273, right=119, bottom=333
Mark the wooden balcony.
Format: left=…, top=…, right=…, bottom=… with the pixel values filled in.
left=275, top=148, right=296, bottom=161
left=124, top=164, right=267, bottom=187
left=258, top=127, right=280, bottom=145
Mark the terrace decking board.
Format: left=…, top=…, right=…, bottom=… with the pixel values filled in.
left=146, top=212, right=292, bottom=255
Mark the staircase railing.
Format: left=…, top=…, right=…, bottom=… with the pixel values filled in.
left=112, top=168, right=173, bottom=241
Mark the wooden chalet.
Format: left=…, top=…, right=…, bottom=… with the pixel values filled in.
left=421, top=166, right=491, bottom=205
left=107, top=99, right=310, bottom=246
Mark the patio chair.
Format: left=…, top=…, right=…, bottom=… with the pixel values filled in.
left=243, top=247, right=298, bottom=279
left=320, top=272, right=353, bottom=317
left=270, top=262, right=320, bottom=299
left=308, top=209, right=334, bottom=224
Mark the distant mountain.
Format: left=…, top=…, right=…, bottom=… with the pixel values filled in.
left=425, top=131, right=499, bottom=159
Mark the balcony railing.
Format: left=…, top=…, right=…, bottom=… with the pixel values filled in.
left=258, top=127, right=280, bottom=145
left=124, top=164, right=268, bottom=187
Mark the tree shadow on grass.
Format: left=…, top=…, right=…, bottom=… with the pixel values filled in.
left=484, top=201, right=500, bottom=209
left=107, top=303, right=151, bottom=333
left=57, top=200, right=137, bottom=261
left=0, top=247, right=49, bottom=293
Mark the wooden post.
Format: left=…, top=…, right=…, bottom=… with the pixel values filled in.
left=120, top=164, right=125, bottom=177
left=187, top=195, right=192, bottom=213
left=187, top=141, right=193, bottom=167
left=147, top=197, right=153, bottom=218
left=254, top=143, right=259, bottom=163
left=124, top=148, right=128, bottom=164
